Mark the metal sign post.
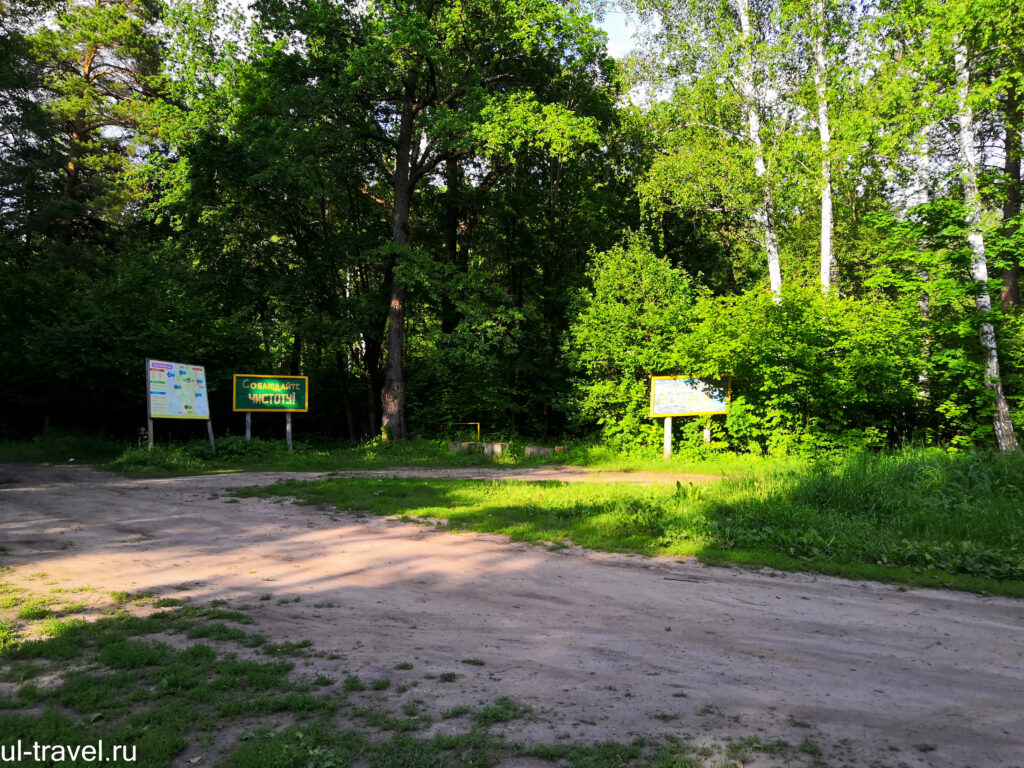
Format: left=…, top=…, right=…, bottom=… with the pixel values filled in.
left=286, top=413, right=293, bottom=452
left=663, top=416, right=672, bottom=460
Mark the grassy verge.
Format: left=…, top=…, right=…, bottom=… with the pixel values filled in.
left=0, top=580, right=831, bottom=768
left=96, top=435, right=778, bottom=477
left=238, top=448, right=1024, bottom=596
left=0, top=430, right=128, bottom=465
left=1, top=426, right=795, bottom=477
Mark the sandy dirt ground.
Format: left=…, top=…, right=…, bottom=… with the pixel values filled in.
left=2, top=463, right=1023, bottom=768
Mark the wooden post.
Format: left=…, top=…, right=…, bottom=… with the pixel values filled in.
left=663, top=416, right=672, bottom=461
left=286, top=413, right=293, bottom=452
left=703, top=422, right=711, bottom=445
left=147, top=418, right=154, bottom=451
left=245, top=412, right=251, bottom=441
left=207, top=420, right=217, bottom=456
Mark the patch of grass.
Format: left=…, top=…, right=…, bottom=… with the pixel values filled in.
left=0, top=662, right=41, bottom=683
left=0, top=604, right=343, bottom=766
left=799, top=737, right=823, bottom=756
left=460, top=658, right=485, bottom=666
left=525, top=737, right=646, bottom=767
left=371, top=678, right=391, bottom=691
left=0, top=620, right=17, bottom=651
left=351, top=705, right=425, bottom=732
left=343, top=675, right=366, bottom=692
left=438, top=671, right=458, bottom=682
left=16, top=599, right=56, bottom=620
left=262, top=639, right=312, bottom=656
left=442, top=704, right=471, bottom=719
left=472, top=696, right=531, bottom=726
left=38, top=617, right=87, bottom=637
left=393, top=661, right=413, bottom=670
left=243, top=448, right=1024, bottom=594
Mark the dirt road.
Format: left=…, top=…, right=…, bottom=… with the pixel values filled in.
left=2, top=464, right=1022, bottom=767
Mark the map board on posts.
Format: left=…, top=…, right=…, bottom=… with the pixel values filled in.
left=147, top=359, right=210, bottom=420
left=232, top=374, right=309, bottom=412
left=650, top=375, right=731, bottom=418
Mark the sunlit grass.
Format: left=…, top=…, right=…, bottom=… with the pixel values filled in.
left=240, top=448, right=1024, bottom=595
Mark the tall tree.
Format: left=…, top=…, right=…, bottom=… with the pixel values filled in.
left=953, top=36, right=1017, bottom=450
left=27, top=0, right=164, bottom=263
left=324, top=0, right=605, bottom=439
left=635, top=0, right=793, bottom=296
left=810, top=0, right=833, bottom=290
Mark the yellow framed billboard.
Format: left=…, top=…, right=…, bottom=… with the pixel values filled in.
left=232, top=374, right=309, bottom=413
left=650, top=375, right=731, bottom=418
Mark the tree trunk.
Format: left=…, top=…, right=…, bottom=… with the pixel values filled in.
left=734, top=0, right=782, bottom=299
left=58, top=113, right=86, bottom=263
left=380, top=79, right=417, bottom=441
left=955, top=42, right=1017, bottom=451
left=812, top=0, right=834, bottom=291
left=1002, top=80, right=1021, bottom=309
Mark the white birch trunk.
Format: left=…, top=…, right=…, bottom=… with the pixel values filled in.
left=812, top=0, right=834, bottom=291
left=735, top=0, right=782, bottom=299
left=955, top=42, right=1018, bottom=451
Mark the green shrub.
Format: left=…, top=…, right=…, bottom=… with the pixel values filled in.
left=568, top=236, right=925, bottom=454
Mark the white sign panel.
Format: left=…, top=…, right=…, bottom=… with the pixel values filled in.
left=147, top=359, right=210, bottom=420
left=650, top=376, right=731, bottom=417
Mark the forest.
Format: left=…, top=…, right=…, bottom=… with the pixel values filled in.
left=2, top=0, right=1023, bottom=455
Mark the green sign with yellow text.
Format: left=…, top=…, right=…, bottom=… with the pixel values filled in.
left=233, top=374, right=308, bottom=412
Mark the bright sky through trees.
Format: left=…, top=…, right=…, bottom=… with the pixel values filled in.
left=594, top=10, right=639, bottom=59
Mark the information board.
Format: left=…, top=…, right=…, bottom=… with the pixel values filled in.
left=147, top=359, right=210, bottom=420
left=650, top=375, right=731, bottom=417
left=232, top=374, right=309, bottom=412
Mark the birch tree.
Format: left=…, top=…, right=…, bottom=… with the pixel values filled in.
left=635, top=0, right=789, bottom=297
left=876, top=0, right=1020, bottom=449
left=953, top=38, right=1017, bottom=450
left=735, top=0, right=783, bottom=296
left=810, top=0, right=833, bottom=290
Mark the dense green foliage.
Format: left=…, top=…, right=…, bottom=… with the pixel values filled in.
left=1, top=0, right=1022, bottom=452
left=568, top=237, right=928, bottom=452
